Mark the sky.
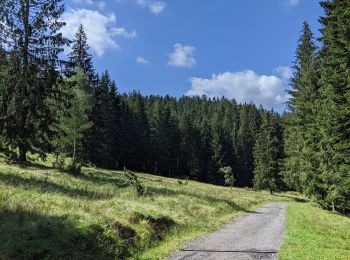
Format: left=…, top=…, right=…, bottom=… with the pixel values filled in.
left=61, top=0, right=324, bottom=111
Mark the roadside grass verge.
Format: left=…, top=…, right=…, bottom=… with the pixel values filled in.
left=280, top=203, right=350, bottom=260
left=0, top=155, right=304, bottom=259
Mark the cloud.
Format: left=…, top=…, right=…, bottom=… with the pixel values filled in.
left=168, top=43, right=196, bottom=68
left=136, top=0, right=166, bottom=14
left=284, top=0, right=300, bottom=6
left=186, top=69, right=291, bottom=110
left=274, top=66, right=292, bottom=81
left=61, top=9, right=136, bottom=57
left=136, top=56, right=150, bottom=64
left=98, top=1, right=106, bottom=10
left=111, top=27, right=137, bottom=38
left=73, top=0, right=93, bottom=5
left=73, top=0, right=106, bottom=9
left=149, top=1, right=166, bottom=14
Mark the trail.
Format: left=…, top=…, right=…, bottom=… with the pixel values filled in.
left=168, top=203, right=287, bottom=260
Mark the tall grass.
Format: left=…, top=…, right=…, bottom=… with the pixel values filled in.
left=0, top=155, right=303, bottom=259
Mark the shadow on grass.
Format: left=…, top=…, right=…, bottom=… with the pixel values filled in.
left=76, top=171, right=128, bottom=188
left=0, top=172, right=112, bottom=200
left=272, top=194, right=308, bottom=203
left=0, top=208, right=133, bottom=260
left=148, top=186, right=251, bottom=213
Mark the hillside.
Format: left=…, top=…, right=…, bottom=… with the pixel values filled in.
left=0, top=154, right=303, bottom=260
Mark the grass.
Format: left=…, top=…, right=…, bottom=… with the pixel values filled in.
left=280, top=203, right=350, bottom=260
left=0, top=154, right=305, bottom=259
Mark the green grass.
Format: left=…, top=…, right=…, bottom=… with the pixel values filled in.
left=0, top=154, right=304, bottom=259
left=280, top=203, right=350, bottom=260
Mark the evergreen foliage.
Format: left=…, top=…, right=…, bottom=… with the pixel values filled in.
left=1, top=0, right=349, bottom=214
left=219, top=166, right=235, bottom=188
left=283, top=1, right=350, bottom=213
left=57, top=69, right=93, bottom=164
left=253, top=112, right=284, bottom=194
left=66, top=24, right=96, bottom=85
left=0, top=0, right=68, bottom=162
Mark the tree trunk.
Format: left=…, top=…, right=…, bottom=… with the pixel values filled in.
left=72, top=139, right=76, bottom=163
left=332, top=202, right=336, bottom=212
left=18, top=143, right=27, bottom=162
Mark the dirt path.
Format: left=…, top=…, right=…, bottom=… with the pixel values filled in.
left=168, top=203, right=287, bottom=260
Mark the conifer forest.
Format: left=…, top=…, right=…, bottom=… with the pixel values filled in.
left=0, top=0, right=350, bottom=216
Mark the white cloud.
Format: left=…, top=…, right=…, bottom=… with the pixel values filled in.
left=284, top=0, right=300, bottom=6
left=136, top=56, right=150, bottom=64
left=186, top=69, right=290, bottom=110
left=136, top=0, right=166, bottom=14
left=111, top=27, right=137, bottom=38
left=73, top=0, right=107, bottom=9
left=168, top=43, right=196, bottom=68
left=98, top=1, right=106, bottom=10
left=149, top=1, right=166, bottom=14
left=61, top=9, right=136, bottom=57
left=73, top=0, right=93, bottom=5
left=274, top=66, right=293, bottom=81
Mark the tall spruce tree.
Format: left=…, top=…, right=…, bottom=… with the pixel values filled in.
left=283, top=22, right=319, bottom=192
left=66, top=24, right=96, bottom=85
left=316, top=0, right=350, bottom=212
left=253, top=112, right=283, bottom=194
left=0, top=0, right=68, bottom=161
left=58, top=69, right=93, bottom=164
left=89, top=71, right=114, bottom=167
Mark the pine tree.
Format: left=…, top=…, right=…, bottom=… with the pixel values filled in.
left=237, top=104, right=260, bottom=186
left=283, top=22, right=319, bottom=192
left=66, top=24, right=96, bottom=85
left=0, top=0, right=68, bottom=161
left=58, top=69, right=93, bottom=164
left=315, top=0, right=350, bottom=212
left=253, top=112, right=283, bottom=194
left=89, top=71, right=114, bottom=167
left=149, top=101, right=181, bottom=177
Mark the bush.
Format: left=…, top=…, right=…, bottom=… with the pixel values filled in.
left=219, top=166, right=236, bottom=188
left=53, top=156, right=82, bottom=175
left=123, top=168, right=146, bottom=196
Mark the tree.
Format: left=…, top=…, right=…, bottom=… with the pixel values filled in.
left=283, top=22, right=319, bottom=192
left=253, top=112, right=283, bottom=194
left=0, top=0, right=68, bottom=161
left=149, top=101, right=181, bottom=177
left=237, top=104, right=260, bottom=186
left=219, top=166, right=235, bottom=188
left=66, top=24, right=96, bottom=85
left=58, top=69, right=93, bottom=164
left=315, top=0, right=350, bottom=212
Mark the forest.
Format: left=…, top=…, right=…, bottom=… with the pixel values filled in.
left=0, top=0, right=349, bottom=214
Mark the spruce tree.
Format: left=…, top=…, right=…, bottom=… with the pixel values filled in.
left=0, top=0, right=68, bottom=161
left=316, top=0, right=350, bottom=212
left=66, top=24, right=96, bottom=85
left=283, top=22, right=319, bottom=192
left=253, top=112, right=283, bottom=194
left=89, top=71, right=114, bottom=167
left=58, top=69, right=93, bottom=164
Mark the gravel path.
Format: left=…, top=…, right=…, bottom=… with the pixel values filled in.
left=168, top=202, right=287, bottom=260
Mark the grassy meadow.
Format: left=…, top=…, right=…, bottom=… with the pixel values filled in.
left=280, top=203, right=350, bottom=260
left=0, top=152, right=299, bottom=259
left=0, top=153, right=349, bottom=259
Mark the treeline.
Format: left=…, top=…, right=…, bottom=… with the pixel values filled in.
left=283, top=1, right=350, bottom=213
left=1, top=0, right=350, bottom=213
left=0, top=1, right=283, bottom=188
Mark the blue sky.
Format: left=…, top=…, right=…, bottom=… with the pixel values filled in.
left=62, top=0, right=323, bottom=110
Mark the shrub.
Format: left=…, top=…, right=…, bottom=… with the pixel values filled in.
left=123, top=168, right=146, bottom=196
left=219, top=166, right=236, bottom=188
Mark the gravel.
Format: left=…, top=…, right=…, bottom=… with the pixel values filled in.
left=168, top=203, right=287, bottom=260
